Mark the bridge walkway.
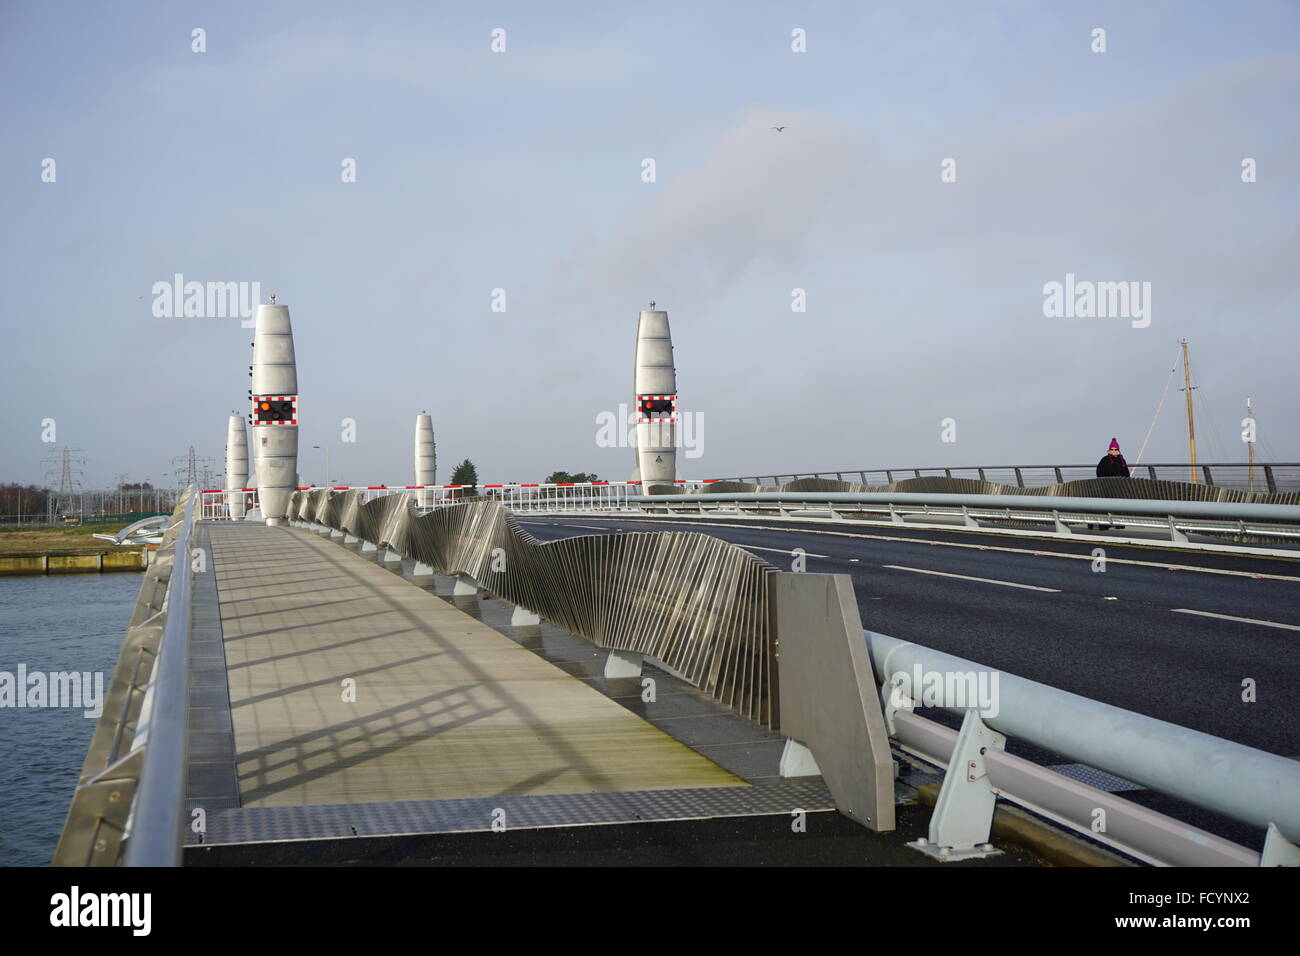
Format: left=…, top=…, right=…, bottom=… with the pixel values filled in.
left=199, top=522, right=742, bottom=813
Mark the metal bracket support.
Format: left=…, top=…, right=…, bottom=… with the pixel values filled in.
left=881, top=675, right=914, bottom=737
left=1168, top=516, right=1189, bottom=544
left=603, top=648, right=643, bottom=678
left=51, top=748, right=145, bottom=867
left=1261, top=823, right=1300, bottom=866
left=910, top=709, right=1006, bottom=861
left=779, top=739, right=822, bottom=777
left=510, top=605, right=541, bottom=626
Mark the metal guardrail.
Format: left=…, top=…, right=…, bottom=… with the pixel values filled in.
left=723, top=462, right=1300, bottom=494
left=866, top=631, right=1300, bottom=866
left=53, top=488, right=197, bottom=866
left=503, top=489, right=1300, bottom=547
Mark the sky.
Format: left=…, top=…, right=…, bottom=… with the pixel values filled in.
left=2, top=0, right=1297, bottom=489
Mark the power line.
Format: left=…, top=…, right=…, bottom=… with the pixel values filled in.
left=170, top=446, right=219, bottom=491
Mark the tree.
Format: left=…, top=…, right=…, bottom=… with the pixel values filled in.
left=449, top=459, right=478, bottom=498
left=543, top=471, right=600, bottom=497
left=545, top=471, right=600, bottom=484
left=0, top=483, right=49, bottom=522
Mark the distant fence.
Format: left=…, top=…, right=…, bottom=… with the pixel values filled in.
left=722, top=462, right=1300, bottom=495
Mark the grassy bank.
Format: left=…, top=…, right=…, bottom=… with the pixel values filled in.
left=0, top=522, right=143, bottom=556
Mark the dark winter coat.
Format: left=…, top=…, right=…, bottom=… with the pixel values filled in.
left=1096, top=454, right=1131, bottom=478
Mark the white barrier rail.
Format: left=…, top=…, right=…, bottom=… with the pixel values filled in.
left=866, top=631, right=1300, bottom=866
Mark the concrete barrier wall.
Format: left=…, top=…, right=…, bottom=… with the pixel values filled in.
left=0, top=551, right=147, bottom=576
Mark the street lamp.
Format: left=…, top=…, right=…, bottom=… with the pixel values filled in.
left=313, top=445, right=330, bottom=488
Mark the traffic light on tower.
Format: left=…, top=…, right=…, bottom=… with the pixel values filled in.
left=253, top=397, right=296, bottom=424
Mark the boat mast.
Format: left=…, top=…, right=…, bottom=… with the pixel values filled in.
left=1180, top=339, right=1197, bottom=484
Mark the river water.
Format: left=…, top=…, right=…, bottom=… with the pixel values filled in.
left=0, top=573, right=140, bottom=866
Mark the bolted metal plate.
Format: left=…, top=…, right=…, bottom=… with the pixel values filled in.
left=1046, top=763, right=1144, bottom=793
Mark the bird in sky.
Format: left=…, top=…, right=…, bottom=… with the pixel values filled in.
left=771, top=126, right=786, bottom=132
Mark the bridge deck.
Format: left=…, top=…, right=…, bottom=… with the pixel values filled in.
left=204, top=523, right=742, bottom=809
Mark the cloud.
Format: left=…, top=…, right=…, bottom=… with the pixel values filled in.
left=556, top=109, right=873, bottom=300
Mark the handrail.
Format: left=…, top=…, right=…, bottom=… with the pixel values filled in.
left=864, top=630, right=1300, bottom=864
left=121, top=489, right=195, bottom=865
left=625, top=491, right=1300, bottom=522
left=722, top=462, right=1299, bottom=492
left=730, top=461, right=1300, bottom=475
left=867, top=631, right=1300, bottom=841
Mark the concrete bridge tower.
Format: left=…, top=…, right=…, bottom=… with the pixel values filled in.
left=415, top=412, right=436, bottom=507
left=224, top=413, right=249, bottom=519
left=631, top=303, right=677, bottom=490
left=250, top=300, right=299, bottom=525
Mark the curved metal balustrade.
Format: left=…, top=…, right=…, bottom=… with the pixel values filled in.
left=725, top=462, right=1300, bottom=495
left=291, top=490, right=780, bottom=726
left=751, top=474, right=1299, bottom=506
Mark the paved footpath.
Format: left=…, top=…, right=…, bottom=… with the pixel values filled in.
left=205, top=522, right=742, bottom=808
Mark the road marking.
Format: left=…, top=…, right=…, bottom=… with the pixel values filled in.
left=562, top=517, right=1300, bottom=582
left=742, top=544, right=830, bottom=558
left=1171, top=609, right=1300, bottom=632
left=883, top=565, right=1061, bottom=592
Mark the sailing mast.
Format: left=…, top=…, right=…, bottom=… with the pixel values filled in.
left=1180, top=339, right=1197, bottom=484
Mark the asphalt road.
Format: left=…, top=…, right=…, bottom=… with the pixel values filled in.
left=515, top=513, right=1300, bottom=850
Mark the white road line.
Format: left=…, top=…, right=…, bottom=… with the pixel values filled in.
left=883, top=565, right=1062, bottom=592
left=741, top=544, right=830, bottom=558
left=1171, top=609, right=1300, bottom=632
left=589, top=517, right=1300, bottom=582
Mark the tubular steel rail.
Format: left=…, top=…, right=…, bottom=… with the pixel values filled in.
left=867, top=632, right=1300, bottom=866
left=722, top=462, right=1300, bottom=494
left=486, top=487, right=1300, bottom=548
left=615, top=491, right=1300, bottom=544
left=53, top=489, right=198, bottom=867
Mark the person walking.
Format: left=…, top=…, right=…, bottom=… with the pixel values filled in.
left=1096, top=438, right=1131, bottom=478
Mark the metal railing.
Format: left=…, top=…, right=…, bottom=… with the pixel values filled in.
left=201, top=481, right=721, bottom=519
left=867, top=631, right=1300, bottom=866
left=510, top=489, right=1300, bottom=548
left=53, top=488, right=198, bottom=866
left=290, top=489, right=781, bottom=725
left=724, top=462, right=1300, bottom=494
